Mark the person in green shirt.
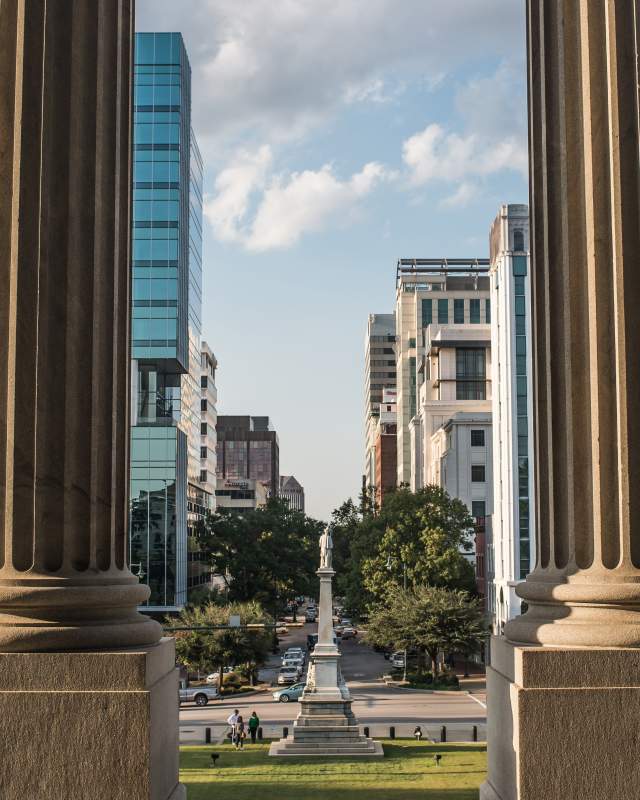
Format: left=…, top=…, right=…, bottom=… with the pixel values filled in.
left=248, top=711, right=260, bottom=744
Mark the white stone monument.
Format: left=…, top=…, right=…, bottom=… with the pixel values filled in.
left=269, top=529, right=383, bottom=757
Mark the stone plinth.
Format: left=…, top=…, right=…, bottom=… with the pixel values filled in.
left=480, top=636, right=640, bottom=800
left=0, top=637, right=184, bottom=800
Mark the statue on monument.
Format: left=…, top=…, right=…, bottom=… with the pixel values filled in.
left=319, top=528, right=333, bottom=569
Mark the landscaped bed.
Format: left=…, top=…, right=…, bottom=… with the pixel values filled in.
left=180, top=740, right=486, bottom=800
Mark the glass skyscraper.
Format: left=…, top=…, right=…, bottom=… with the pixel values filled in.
left=129, top=33, right=208, bottom=610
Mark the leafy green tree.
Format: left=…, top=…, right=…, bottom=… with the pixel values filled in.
left=171, top=601, right=273, bottom=689
left=195, top=497, right=324, bottom=616
left=361, top=486, right=476, bottom=600
left=366, top=585, right=487, bottom=676
left=329, top=486, right=476, bottom=615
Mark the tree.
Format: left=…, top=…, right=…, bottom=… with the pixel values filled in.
left=366, top=585, right=487, bottom=676
left=361, top=486, right=476, bottom=601
left=171, top=601, right=273, bottom=690
left=195, top=497, right=324, bottom=615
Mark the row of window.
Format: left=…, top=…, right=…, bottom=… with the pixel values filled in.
left=421, top=298, right=491, bottom=327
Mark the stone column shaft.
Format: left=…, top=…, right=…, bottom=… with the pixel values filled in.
left=506, top=0, right=640, bottom=648
left=0, top=0, right=160, bottom=650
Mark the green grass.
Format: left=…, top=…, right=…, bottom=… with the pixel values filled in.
left=180, top=740, right=486, bottom=800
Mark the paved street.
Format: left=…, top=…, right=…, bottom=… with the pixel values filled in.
left=179, top=621, right=486, bottom=742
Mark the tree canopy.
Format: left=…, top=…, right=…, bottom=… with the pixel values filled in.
left=366, top=585, right=487, bottom=675
left=330, top=486, right=477, bottom=615
left=170, top=600, right=273, bottom=688
left=196, top=497, right=324, bottom=613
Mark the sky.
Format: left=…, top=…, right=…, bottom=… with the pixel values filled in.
left=136, top=0, right=529, bottom=522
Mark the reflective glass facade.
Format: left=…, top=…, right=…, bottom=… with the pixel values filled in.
left=130, top=33, right=206, bottom=610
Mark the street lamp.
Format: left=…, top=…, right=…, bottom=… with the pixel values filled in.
left=386, top=555, right=408, bottom=682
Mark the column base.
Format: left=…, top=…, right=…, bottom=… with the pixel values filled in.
left=482, top=636, right=640, bottom=800
left=0, top=637, right=184, bottom=799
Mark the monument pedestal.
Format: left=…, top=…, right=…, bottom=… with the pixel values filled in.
left=481, top=636, right=640, bottom=800
left=0, top=638, right=185, bottom=799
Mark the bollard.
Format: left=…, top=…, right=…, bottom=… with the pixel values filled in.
left=205, top=727, right=211, bottom=744
left=440, top=725, right=447, bottom=743
left=472, top=725, right=478, bottom=742
left=258, top=726, right=263, bottom=741
left=389, top=726, right=396, bottom=739
left=283, top=726, right=289, bottom=738
left=364, top=726, right=370, bottom=738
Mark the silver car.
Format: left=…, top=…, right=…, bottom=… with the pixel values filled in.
left=277, top=666, right=301, bottom=685
left=179, top=685, right=220, bottom=707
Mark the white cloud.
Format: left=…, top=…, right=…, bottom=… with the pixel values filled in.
left=136, top=0, right=526, bottom=158
left=403, top=123, right=527, bottom=185
left=204, top=151, right=392, bottom=251
left=401, top=61, right=528, bottom=206
left=441, top=182, right=478, bottom=208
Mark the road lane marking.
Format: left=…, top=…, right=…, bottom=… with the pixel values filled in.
left=467, top=693, right=487, bottom=709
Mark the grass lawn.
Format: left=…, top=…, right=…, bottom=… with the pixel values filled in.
left=180, top=740, right=486, bottom=800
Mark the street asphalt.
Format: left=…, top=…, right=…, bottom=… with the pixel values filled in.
left=178, top=620, right=486, bottom=738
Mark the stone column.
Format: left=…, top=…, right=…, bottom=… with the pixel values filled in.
left=505, top=0, right=640, bottom=649
left=0, top=0, right=160, bottom=651
left=0, top=3, right=183, bottom=797
left=482, top=3, right=640, bottom=798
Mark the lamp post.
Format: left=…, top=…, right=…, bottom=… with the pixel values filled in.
left=386, top=555, right=408, bottom=682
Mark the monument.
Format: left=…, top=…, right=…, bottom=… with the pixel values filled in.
left=269, top=528, right=383, bottom=757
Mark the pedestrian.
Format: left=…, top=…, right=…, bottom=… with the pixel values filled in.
left=248, top=711, right=260, bottom=744
left=226, top=708, right=239, bottom=741
left=234, top=715, right=246, bottom=749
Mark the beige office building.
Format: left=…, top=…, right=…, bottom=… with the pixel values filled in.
left=395, top=259, right=490, bottom=487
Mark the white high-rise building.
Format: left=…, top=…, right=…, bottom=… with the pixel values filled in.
left=395, top=259, right=491, bottom=488
left=489, top=204, right=535, bottom=633
left=364, top=313, right=396, bottom=497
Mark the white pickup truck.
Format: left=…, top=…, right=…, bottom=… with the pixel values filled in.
left=178, top=685, right=220, bottom=707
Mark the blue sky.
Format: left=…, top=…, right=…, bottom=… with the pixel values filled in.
left=136, top=1, right=529, bottom=521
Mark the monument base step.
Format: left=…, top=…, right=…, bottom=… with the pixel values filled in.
left=268, top=737, right=384, bottom=758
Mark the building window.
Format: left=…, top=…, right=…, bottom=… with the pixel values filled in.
left=472, top=500, right=486, bottom=518
left=470, top=299, right=481, bottom=324
left=200, top=423, right=207, bottom=435
left=200, top=375, right=208, bottom=388
left=485, top=299, right=491, bottom=323
left=438, top=299, right=449, bottom=324
left=200, top=447, right=207, bottom=459
left=454, top=299, right=465, bottom=324
left=200, top=398, right=207, bottom=411
left=409, top=337, right=416, bottom=348
left=514, top=230, right=525, bottom=251
left=200, top=470, right=207, bottom=483
left=456, top=348, right=486, bottom=400
left=471, top=429, right=485, bottom=447
left=513, top=255, right=528, bottom=276
left=471, top=465, right=486, bottom=482
left=421, top=299, right=433, bottom=327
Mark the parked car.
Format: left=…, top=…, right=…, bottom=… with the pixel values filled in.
left=179, top=685, right=220, bottom=707
left=340, top=618, right=353, bottom=627
left=391, top=651, right=405, bottom=669
left=277, top=666, right=301, bottom=685
left=281, top=659, right=304, bottom=676
left=340, top=626, right=357, bottom=640
left=205, top=667, right=235, bottom=684
left=305, top=611, right=317, bottom=623
left=273, top=682, right=306, bottom=702
left=307, top=633, right=318, bottom=649
left=284, top=649, right=305, bottom=664
left=334, top=624, right=344, bottom=635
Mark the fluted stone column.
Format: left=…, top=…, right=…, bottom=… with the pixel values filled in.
left=0, top=3, right=183, bottom=797
left=506, top=0, right=640, bottom=649
left=482, top=3, right=640, bottom=799
left=0, top=0, right=160, bottom=651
